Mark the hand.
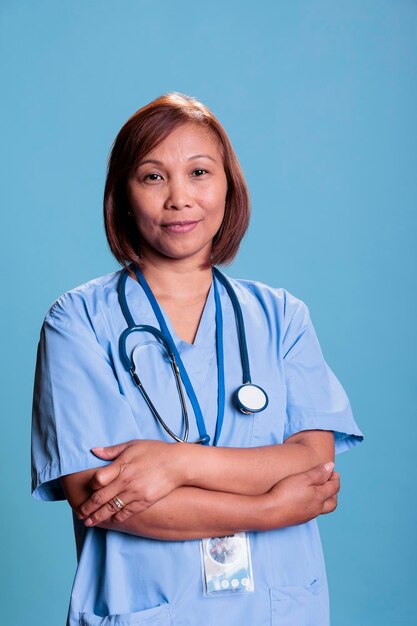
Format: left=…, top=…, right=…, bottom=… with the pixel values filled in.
left=261, top=462, right=340, bottom=530
left=76, top=439, right=188, bottom=527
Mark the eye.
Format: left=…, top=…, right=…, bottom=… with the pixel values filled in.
left=192, top=169, right=208, bottom=177
left=142, top=173, right=162, bottom=183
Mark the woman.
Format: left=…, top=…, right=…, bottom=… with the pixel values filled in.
left=31, top=92, right=363, bottom=626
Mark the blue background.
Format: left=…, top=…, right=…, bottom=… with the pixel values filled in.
left=1, top=1, right=416, bottom=624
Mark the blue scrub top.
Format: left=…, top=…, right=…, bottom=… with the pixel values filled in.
left=31, top=269, right=364, bottom=626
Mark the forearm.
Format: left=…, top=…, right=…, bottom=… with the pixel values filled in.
left=97, top=457, right=339, bottom=541
left=72, top=431, right=334, bottom=534
left=98, top=485, right=268, bottom=541
left=179, top=430, right=335, bottom=496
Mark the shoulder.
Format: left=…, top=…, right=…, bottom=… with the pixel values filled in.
left=43, top=268, right=123, bottom=329
left=224, top=275, right=318, bottom=356
left=224, top=274, right=310, bottom=326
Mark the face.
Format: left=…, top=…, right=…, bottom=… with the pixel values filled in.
left=126, top=122, right=228, bottom=267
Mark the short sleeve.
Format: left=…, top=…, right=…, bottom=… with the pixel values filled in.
left=31, top=293, right=140, bottom=501
left=281, top=295, right=364, bottom=454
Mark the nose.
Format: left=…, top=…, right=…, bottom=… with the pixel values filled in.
left=164, top=176, right=193, bottom=210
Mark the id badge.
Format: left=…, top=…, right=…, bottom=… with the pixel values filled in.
left=200, top=532, right=255, bottom=596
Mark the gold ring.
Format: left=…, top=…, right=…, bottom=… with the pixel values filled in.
left=112, top=496, right=126, bottom=510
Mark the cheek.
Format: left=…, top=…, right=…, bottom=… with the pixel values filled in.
left=128, top=183, right=158, bottom=213
left=130, top=195, right=159, bottom=226
left=200, top=187, right=227, bottom=215
left=134, top=218, right=159, bottom=243
left=131, top=210, right=156, bottom=242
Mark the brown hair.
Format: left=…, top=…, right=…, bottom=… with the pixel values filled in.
left=103, top=92, right=251, bottom=268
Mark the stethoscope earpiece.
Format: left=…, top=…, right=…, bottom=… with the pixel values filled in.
left=234, top=383, right=269, bottom=415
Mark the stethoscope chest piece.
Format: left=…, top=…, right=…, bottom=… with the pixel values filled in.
left=118, top=265, right=270, bottom=443
left=234, top=383, right=269, bottom=415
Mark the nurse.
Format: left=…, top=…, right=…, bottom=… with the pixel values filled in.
left=31, top=92, right=364, bottom=626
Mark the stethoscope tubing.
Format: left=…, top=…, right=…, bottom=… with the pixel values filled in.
left=131, top=265, right=213, bottom=442
left=117, top=264, right=268, bottom=445
left=119, top=324, right=190, bottom=443
left=212, top=267, right=251, bottom=385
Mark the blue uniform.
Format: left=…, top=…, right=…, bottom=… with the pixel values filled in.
left=31, top=269, right=363, bottom=626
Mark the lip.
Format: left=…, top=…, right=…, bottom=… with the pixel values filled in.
left=162, top=220, right=201, bottom=233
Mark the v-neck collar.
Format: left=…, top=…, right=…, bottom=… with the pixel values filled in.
left=124, top=272, right=216, bottom=352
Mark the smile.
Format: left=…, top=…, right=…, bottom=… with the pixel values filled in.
left=162, top=220, right=201, bottom=234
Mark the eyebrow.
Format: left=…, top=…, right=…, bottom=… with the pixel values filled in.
left=137, top=154, right=217, bottom=167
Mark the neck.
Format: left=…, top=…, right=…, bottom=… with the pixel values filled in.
left=131, top=250, right=213, bottom=300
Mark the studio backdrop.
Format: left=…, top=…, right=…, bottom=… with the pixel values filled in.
left=1, top=1, right=416, bottom=625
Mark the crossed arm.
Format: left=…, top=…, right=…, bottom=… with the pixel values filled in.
left=60, top=429, right=339, bottom=540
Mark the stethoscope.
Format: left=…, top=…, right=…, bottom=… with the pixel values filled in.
left=117, top=264, right=269, bottom=445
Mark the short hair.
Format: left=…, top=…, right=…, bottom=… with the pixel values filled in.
left=103, top=92, right=251, bottom=268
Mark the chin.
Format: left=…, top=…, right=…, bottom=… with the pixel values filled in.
left=161, top=245, right=212, bottom=263
left=142, top=235, right=214, bottom=264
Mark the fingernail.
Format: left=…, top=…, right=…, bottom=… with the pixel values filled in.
left=324, top=462, right=334, bottom=472
left=84, top=518, right=93, bottom=526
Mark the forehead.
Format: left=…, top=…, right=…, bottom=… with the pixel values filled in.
left=145, top=122, right=222, bottom=159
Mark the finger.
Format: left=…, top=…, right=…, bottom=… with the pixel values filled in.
left=111, top=495, right=156, bottom=523
left=88, top=461, right=123, bottom=491
left=83, top=491, right=133, bottom=527
left=322, top=495, right=338, bottom=515
left=329, top=472, right=340, bottom=489
left=91, top=441, right=131, bottom=459
left=112, top=505, right=138, bottom=523
left=304, top=462, right=335, bottom=486
left=319, top=473, right=340, bottom=500
left=77, top=474, right=126, bottom=519
left=331, top=471, right=340, bottom=484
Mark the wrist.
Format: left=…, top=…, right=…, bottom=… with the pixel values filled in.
left=175, top=441, right=199, bottom=487
left=252, top=492, right=285, bottom=532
